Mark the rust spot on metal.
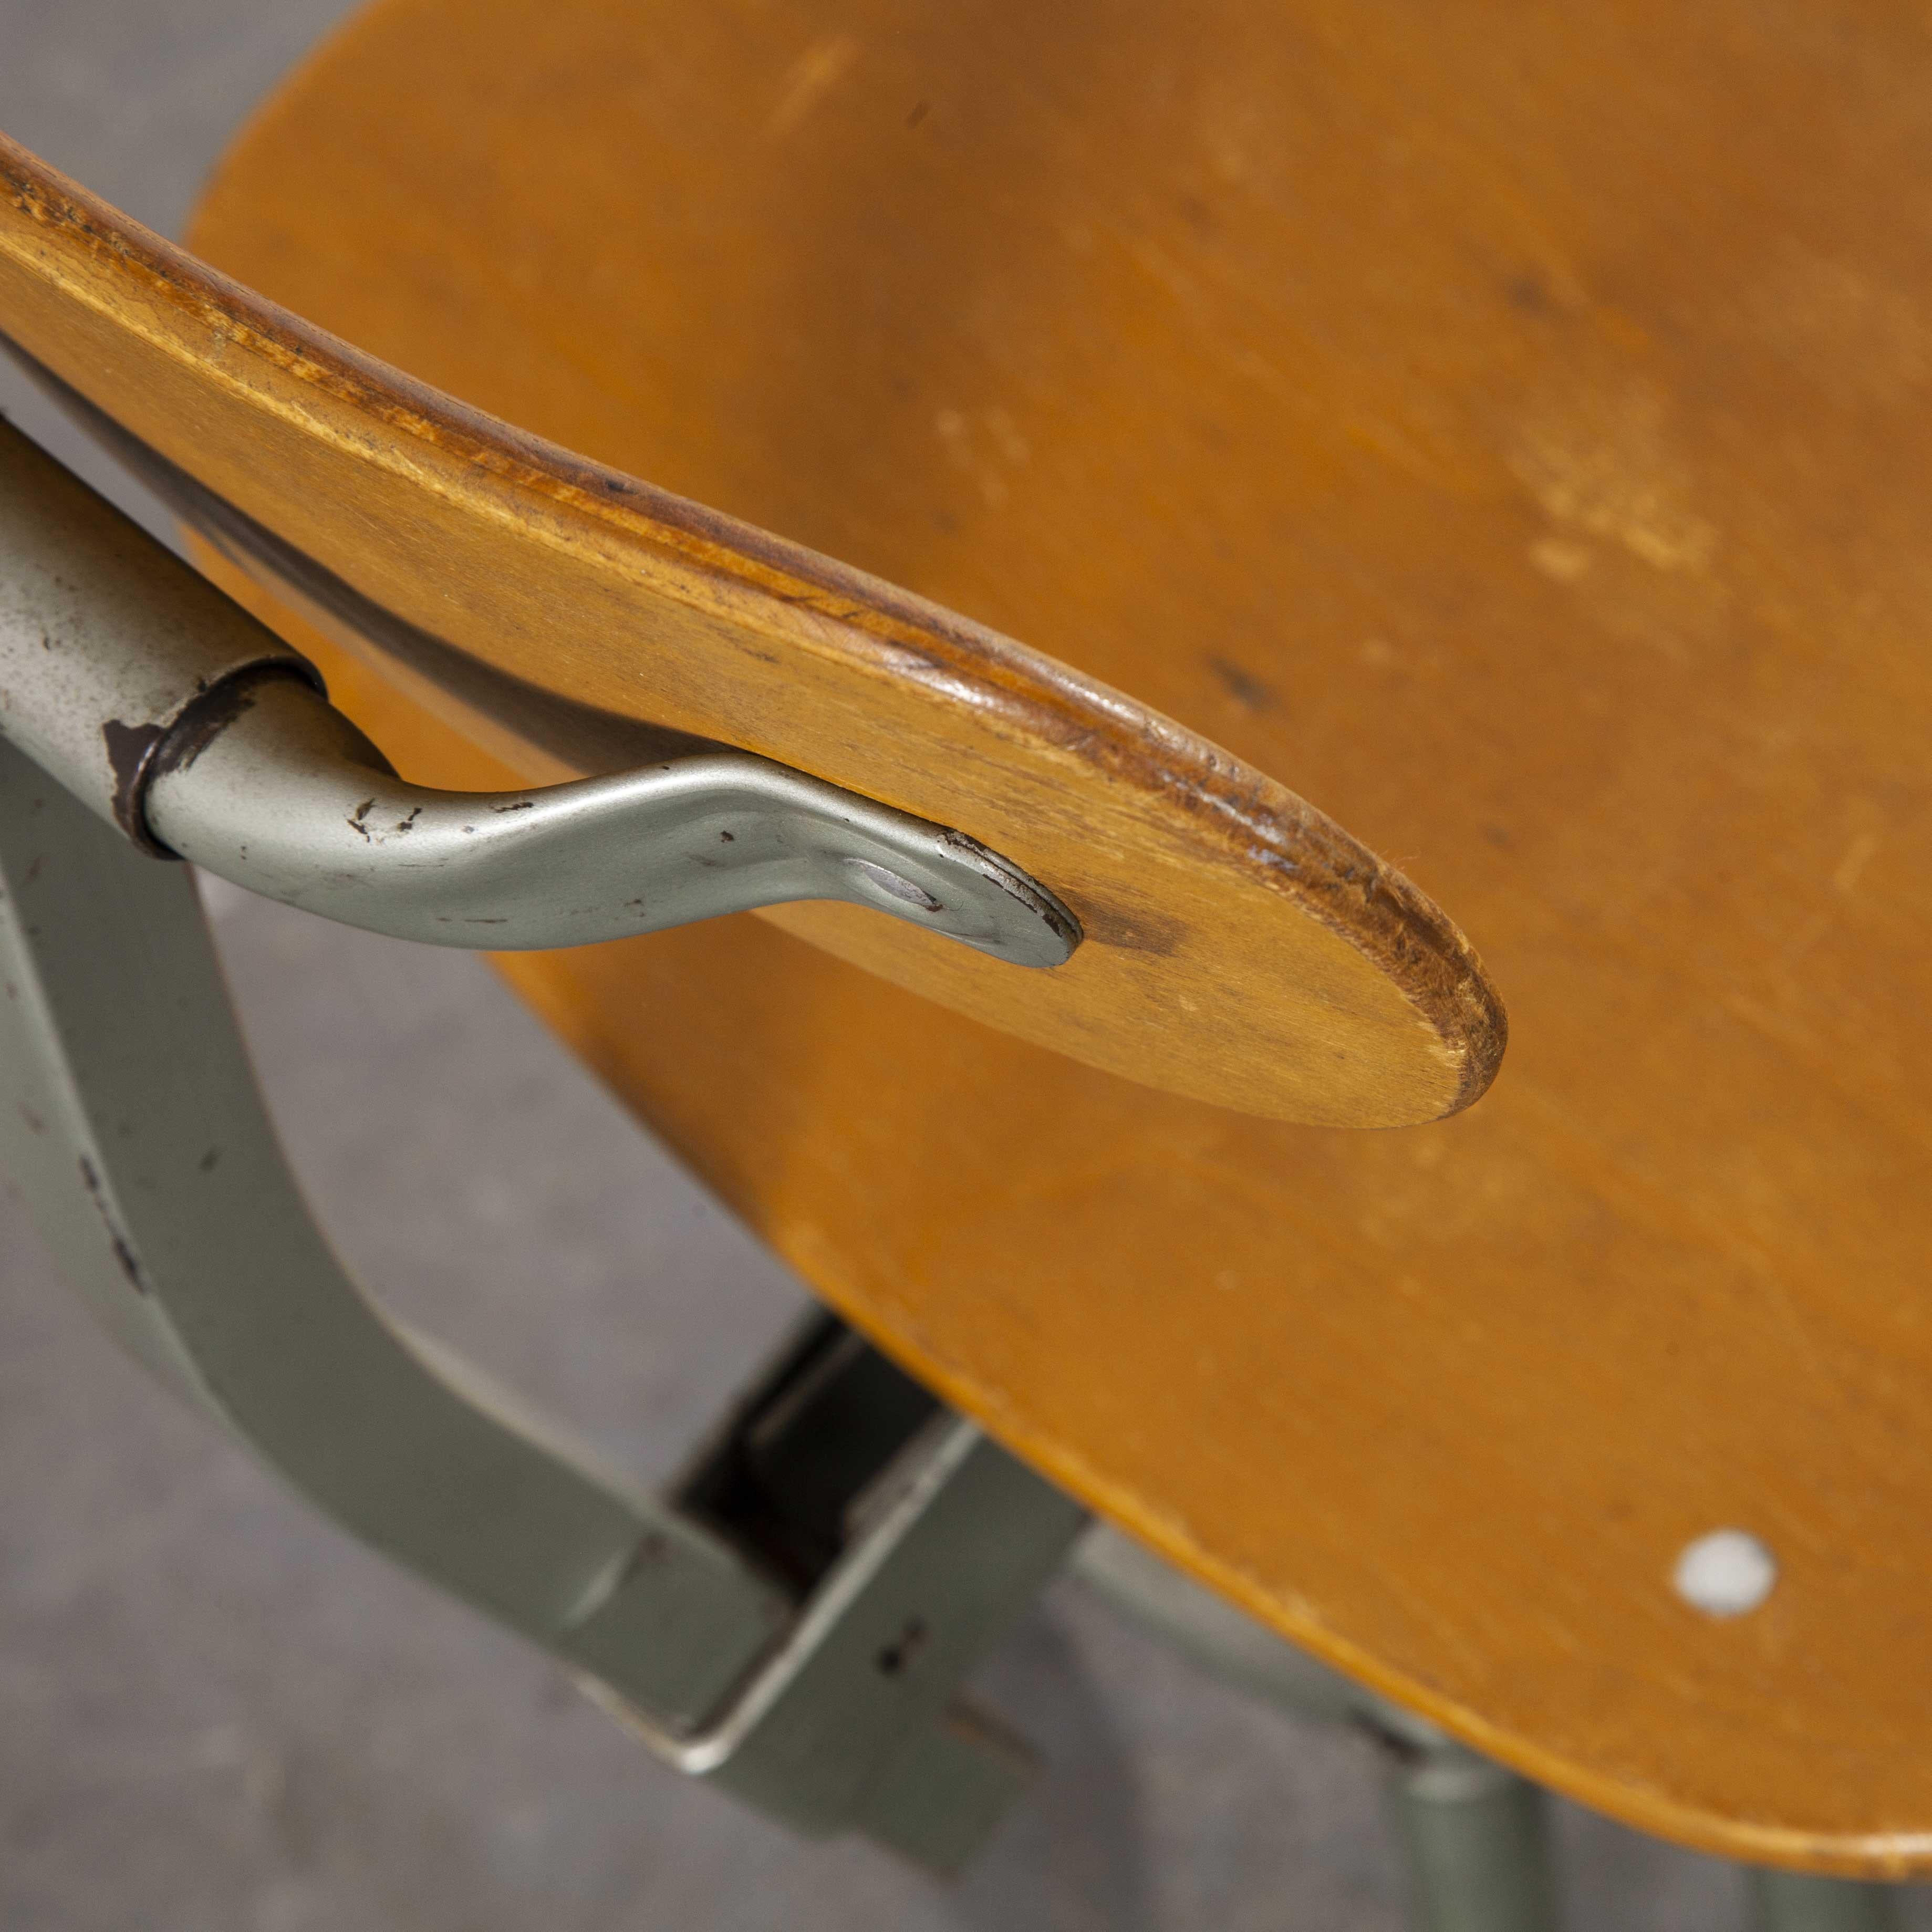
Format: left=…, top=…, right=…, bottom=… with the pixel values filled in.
left=148, top=663, right=286, bottom=786
left=106, top=661, right=315, bottom=856
left=77, top=1152, right=146, bottom=1294
left=101, top=716, right=167, bottom=842
left=875, top=1616, right=929, bottom=1678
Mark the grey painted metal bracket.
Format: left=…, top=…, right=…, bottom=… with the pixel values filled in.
left=0, top=732, right=1083, bottom=1869
left=1071, top=1526, right=1563, bottom=1932
left=0, top=410, right=1079, bottom=967
left=1749, top=1874, right=1903, bottom=1932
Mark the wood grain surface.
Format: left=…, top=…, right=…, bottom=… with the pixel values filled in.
left=10, top=0, right=1932, bottom=1876
left=0, top=128, right=1504, bottom=1131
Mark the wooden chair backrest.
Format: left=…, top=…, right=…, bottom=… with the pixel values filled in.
left=0, top=133, right=1501, bottom=1130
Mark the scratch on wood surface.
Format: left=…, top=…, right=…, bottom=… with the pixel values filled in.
left=1511, top=385, right=1716, bottom=574
left=934, top=406, right=1029, bottom=507
left=767, top=36, right=860, bottom=139
left=1833, top=829, right=1882, bottom=896
left=1753, top=250, right=1931, bottom=406
left=1529, top=536, right=1592, bottom=583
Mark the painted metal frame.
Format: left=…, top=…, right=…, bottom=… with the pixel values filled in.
left=0, top=725, right=1084, bottom=1870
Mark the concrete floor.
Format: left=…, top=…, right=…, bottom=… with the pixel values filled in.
left=0, top=5, right=1913, bottom=1926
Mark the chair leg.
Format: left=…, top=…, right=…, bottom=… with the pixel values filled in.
left=1748, top=1870, right=1902, bottom=1932
left=1070, top=1526, right=1562, bottom=1930
left=1380, top=1733, right=1562, bottom=1932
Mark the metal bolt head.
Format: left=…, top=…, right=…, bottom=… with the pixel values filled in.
left=1673, top=1528, right=1777, bottom=1617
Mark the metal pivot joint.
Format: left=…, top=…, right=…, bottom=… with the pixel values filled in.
left=0, top=412, right=1079, bottom=967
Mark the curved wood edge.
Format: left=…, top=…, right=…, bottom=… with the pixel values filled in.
left=954, top=1387, right=1932, bottom=1881
left=0, top=131, right=1505, bottom=1121
left=500, top=930, right=1932, bottom=1882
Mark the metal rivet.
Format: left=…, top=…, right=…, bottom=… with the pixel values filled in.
left=844, top=857, right=942, bottom=912
left=1673, top=1528, right=1777, bottom=1617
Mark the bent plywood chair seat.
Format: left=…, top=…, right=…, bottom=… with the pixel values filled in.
left=4, top=0, right=1929, bottom=1877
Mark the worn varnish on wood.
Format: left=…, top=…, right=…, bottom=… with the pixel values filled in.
left=0, top=132, right=1501, bottom=1129
left=9, top=0, right=1932, bottom=1877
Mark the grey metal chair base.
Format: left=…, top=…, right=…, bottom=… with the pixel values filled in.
left=1751, top=1873, right=1904, bottom=1932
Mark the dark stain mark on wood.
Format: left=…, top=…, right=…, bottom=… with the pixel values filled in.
left=1507, top=273, right=1550, bottom=314
left=1207, top=655, right=1276, bottom=711
left=1076, top=898, right=1186, bottom=957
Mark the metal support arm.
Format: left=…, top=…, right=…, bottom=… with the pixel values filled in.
left=1072, top=1527, right=1563, bottom=1932
left=0, top=730, right=1084, bottom=1871
left=0, top=412, right=1079, bottom=967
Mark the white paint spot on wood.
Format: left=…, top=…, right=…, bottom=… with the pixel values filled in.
left=1673, top=1528, right=1777, bottom=1617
